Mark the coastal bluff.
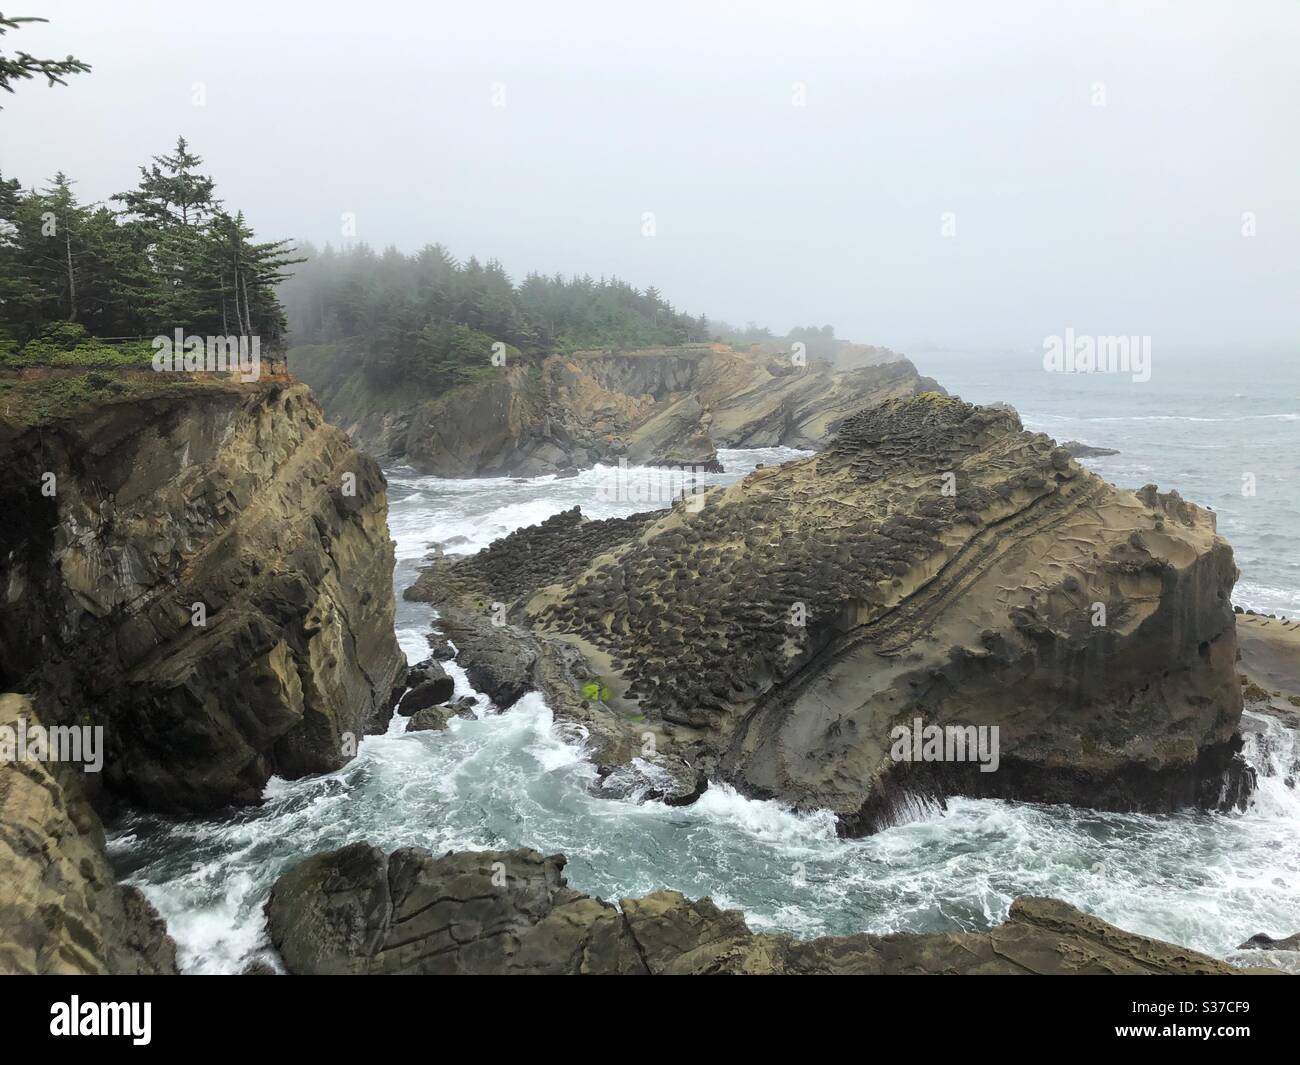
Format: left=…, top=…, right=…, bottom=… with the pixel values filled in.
left=303, top=343, right=941, bottom=477
left=409, top=393, right=1248, bottom=832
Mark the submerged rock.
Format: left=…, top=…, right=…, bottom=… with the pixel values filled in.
left=1061, top=440, right=1120, bottom=458
left=266, top=844, right=1254, bottom=975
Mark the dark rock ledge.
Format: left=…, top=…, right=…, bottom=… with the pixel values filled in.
left=265, top=843, right=1264, bottom=975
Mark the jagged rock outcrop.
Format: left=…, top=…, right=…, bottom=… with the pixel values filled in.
left=397, top=659, right=454, bottom=714
left=265, top=844, right=1253, bottom=975
left=409, top=393, right=1246, bottom=832
left=406, top=705, right=453, bottom=732
left=1061, top=440, right=1120, bottom=458
left=0, top=694, right=177, bottom=975
left=311, top=345, right=940, bottom=476
left=1238, top=932, right=1300, bottom=952
left=0, top=381, right=406, bottom=813
left=1237, top=613, right=1300, bottom=715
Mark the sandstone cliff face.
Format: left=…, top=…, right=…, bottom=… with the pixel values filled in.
left=265, top=844, right=1252, bottom=975
left=0, top=381, right=406, bottom=813
left=409, top=394, right=1245, bottom=830
left=318, top=345, right=940, bottom=477
left=0, top=695, right=177, bottom=975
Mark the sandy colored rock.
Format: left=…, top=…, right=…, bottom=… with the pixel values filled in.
left=0, top=382, right=406, bottom=812
left=0, top=695, right=177, bottom=975
left=412, top=394, right=1247, bottom=831
left=314, top=344, right=940, bottom=477
left=1236, top=612, right=1300, bottom=721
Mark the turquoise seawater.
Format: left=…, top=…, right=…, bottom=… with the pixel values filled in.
left=110, top=429, right=1300, bottom=974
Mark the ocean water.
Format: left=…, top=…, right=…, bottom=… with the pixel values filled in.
left=912, top=348, right=1300, bottom=616
left=108, top=425, right=1300, bottom=974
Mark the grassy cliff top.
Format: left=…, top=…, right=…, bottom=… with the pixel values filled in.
left=0, top=371, right=274, bottom=430
left=0, top=326, right=286, bottom=428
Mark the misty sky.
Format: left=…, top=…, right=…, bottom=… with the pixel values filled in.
left=4, top=1, right=1298, bottom=354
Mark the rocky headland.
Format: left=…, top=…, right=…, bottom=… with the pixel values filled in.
left=0, top=371, right=1274, bottom=976
left=264, top=843, right=1260, bottom=975
left=0, top=379, right=407, bottom=813
left=303, top=343, right=941, bottom=477
left=0, top=377, right=406, bottom=974
left=408, top=392, right=1249, bottom=831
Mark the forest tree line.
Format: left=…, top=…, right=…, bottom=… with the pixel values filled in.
left=278, top=244, right=715, bottom=392
left=278, top=244, right=851, bottom=394
left=1, top=132, right=841, bottom=393
left=0, top=137, right=298, bottom=360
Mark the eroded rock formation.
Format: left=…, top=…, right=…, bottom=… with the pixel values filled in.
left=0, top=381, right=407, bottom=813
left=409, top=393, right=1246, bottom=831
left=265, top=844, right=1252, bottom=975
left=316, top=344, right=940, bottom=476
left=0, top=695, right=177, bottom=975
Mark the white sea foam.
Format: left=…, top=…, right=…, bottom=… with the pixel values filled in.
left=109, top=448, right=1300, bottom=974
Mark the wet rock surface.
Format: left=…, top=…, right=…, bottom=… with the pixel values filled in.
left=406, top=705, right=454, bottom=732
left=397, top=660, right=455, bottom=714
left=266, top=844, right=1256, bottom=975
left=1238, top=932, right=1300, bottom=952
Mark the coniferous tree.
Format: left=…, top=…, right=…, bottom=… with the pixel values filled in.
left=0, top=14, right=90, bottom=104
left=276, top=243, right=713, bottom=393
left=1, top=137, right=300, bottom=352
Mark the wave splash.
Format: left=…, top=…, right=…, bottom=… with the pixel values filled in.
left=108, top=453, right=1300, bottom=975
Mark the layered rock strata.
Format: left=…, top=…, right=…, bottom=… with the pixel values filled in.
left=0, top=381, right=407, bottom=813
left=0, top=695, right=177, bottom=974
left=314, top=345, right=940, bottom=476
left=409, top=394, right=1246, bottom=831
left=265, top=844, right=1254, bottom=975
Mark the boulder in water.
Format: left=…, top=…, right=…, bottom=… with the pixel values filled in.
left=1237, top=932, right=1300, bottom=952
left=407, top=705, right=453, bottom=732
left=398, top=660, right=454, bottom=714
left=1061, top=439, right=1120, bottom=458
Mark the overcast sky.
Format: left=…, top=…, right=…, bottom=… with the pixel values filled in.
left=4, top=1, right=1298, bottom=354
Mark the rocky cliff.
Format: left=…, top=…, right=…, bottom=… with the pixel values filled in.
left=265, top=844, right=1256, bottom=974
left=0, top=379, right=406, bottom=813
left=408, top=393, right=1247, bottom=830
left=310, top=344, right=941, bottom=476
left=0, top=695, right=177, bottom=974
